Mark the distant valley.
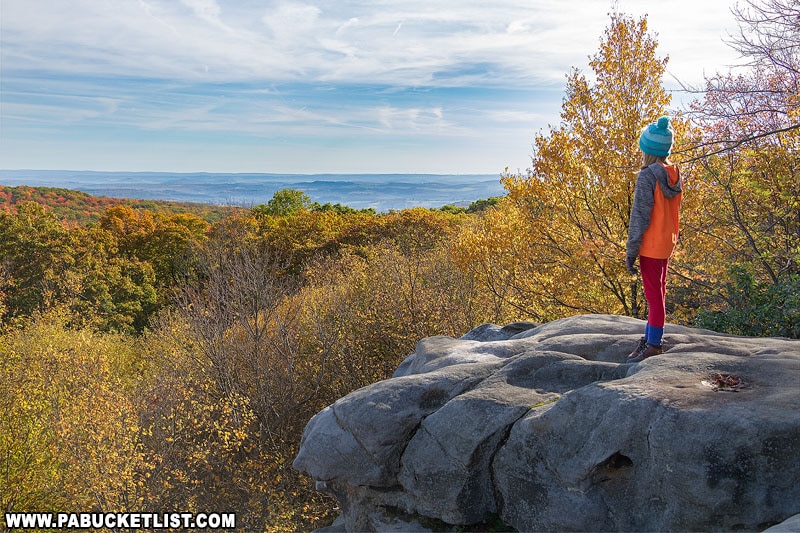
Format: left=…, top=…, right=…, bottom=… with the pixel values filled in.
left=0, top=170, right=506, bottom=212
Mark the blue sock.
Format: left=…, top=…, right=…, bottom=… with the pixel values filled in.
left=645, top=323, right=651, bottom=339
left=647, top=326, right=664, bottom=347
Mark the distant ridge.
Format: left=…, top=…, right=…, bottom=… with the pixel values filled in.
left=0, top=170, right=506, bottom=212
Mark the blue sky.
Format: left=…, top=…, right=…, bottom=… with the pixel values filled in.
left=1, top=0, right=742, bottom=174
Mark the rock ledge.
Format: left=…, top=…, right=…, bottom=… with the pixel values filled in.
left=294, top=314, right=800, bottom=532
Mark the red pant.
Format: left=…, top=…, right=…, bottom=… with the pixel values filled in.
left=640, top=256, right=669, bottom=329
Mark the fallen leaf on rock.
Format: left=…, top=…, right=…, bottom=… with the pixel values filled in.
left=701, top=373, right=746, bottom=392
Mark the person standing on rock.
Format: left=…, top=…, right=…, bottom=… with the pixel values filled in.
left=625, top=116, right=683, bottom=363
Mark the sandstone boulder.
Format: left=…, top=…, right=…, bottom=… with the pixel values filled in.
left=293, top=314, right=800, bottom=532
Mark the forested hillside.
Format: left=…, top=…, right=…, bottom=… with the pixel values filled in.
left=0, top=185, right=240, bottom=224
left=2, top=4, right=797, bottom=531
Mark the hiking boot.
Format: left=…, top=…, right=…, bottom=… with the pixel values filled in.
left=627, top=337, right=647, bottom=361
left=627, top=343, right=663, bottom=363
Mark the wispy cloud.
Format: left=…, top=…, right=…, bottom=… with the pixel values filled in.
left=2, top=0, right=742, bottom=86
left=0, top=0, right=743, bottom=173
left=0, top=0, right=584, bottom=84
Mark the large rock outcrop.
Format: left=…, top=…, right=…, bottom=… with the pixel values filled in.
left=293, top=314, right=800, bottom=532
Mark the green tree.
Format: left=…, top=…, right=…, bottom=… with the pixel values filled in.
left=466, top=196, right=504, bottom=213
left=0, top=202, right=75, bottom=322
left=70, top=229, right=160, bottom=333
left=253, top=189, right=312, bottom=217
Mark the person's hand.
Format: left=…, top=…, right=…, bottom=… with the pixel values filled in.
left=626, top=255, right=638, bottom=275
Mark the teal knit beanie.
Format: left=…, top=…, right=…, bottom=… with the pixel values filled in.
left=639, top=116, right=673, bottom=157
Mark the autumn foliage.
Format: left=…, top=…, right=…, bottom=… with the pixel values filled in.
left=1, top=3, right=797, bottom=531
left=493, top=12, right=676, bottom=321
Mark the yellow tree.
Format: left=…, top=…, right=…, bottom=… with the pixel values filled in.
left=0, top=309, right=148, bottom=515
left=501, top=11, right=675, bottom=318
left=452, top=200, right=534, bottom=322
